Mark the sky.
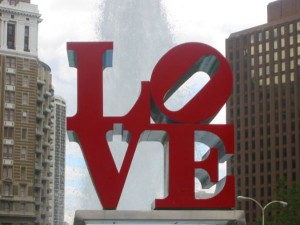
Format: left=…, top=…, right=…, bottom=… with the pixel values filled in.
left=30, top=0, right=273, bottom=224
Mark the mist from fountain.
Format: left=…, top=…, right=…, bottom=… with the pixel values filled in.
left=85, top=0, right=175, bottom=210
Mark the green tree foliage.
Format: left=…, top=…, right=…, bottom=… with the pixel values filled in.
left=266, top=177, right=300, bottom=225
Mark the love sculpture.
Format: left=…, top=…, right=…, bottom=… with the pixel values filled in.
left=67, top=42, right=235, bottom=210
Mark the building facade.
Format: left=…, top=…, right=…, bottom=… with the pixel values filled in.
left=50, top=96, right=66, bottom=225
left=226, top=0, right=300, bottom=224
left=0, top=0, right=65, bottom=225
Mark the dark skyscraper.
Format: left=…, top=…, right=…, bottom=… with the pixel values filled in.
left=226, top=0, right=300, bottom=224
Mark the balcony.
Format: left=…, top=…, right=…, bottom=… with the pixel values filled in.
left=4, top=121, right=14, bottom=127
left=44, top=125, right=51, bottom=131
left=4, top=103, right=15, bottom=109
left=36, top=128, right=43, bottom=137
left=36, top=112, right=44, bottom=120
left=6, top=68, right=16, bottom=74
left=37, top=78, right=45, bottom=86
left=44, top=91, right=52, bottom=98
left=42, top=157, right=51, bottom=165
left=3, top=159, right=13, bottom=165
left=3, top=139, right=14, bottom=145
left=43, top=142, right=50, bottom=148
left=37, top=96, right=44, bottom=103
left=34, top=178, right=42, bottom=189
left=36, top=148, right=43, bottom=154
left=35, top=161, right=42, bottom=171
left=5, top=85, right=15, bottom=91
left=43, top=107, right=51, bottom=115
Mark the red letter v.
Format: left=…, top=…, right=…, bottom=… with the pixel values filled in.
left=67, top=42, right=151, bottom=209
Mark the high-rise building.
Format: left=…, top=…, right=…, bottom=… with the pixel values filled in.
left=226, top=0, right=300, bottom=224
left=50, top=96, right=66, bottom=225
left=0, top=0, right=65, bottom=224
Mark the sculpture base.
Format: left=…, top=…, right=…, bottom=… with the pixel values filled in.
left=73, top=210, right=246, bottom=225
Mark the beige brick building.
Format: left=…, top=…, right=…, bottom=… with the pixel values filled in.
left=0, top=0, right=59, bottom=224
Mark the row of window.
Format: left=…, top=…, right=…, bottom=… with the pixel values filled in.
left=4, top=90, right=29, bottom=105
left=5, top=74, right=30, bottom=86
left=7, top=23, right=30, bottom=52
left=236, top=147, right=297, bottom=161
left=236, top=160, right=296, bottom=174
left=5, top=57, right=31, bottom=70
left=2, top=166, right=27, bottom=180
left=0, top=201, right=29, bottom=213
left=4, top=109, right=28, bottom=122
left=3, top=127, right=28, bottom=139
left=3, top=145, right=27, bottom=160
left=228, top=20, right=300, bottom=48
left=237, top=134, right=296, bottom=153
left=251, top=21, right=300, bottom=43
left=3, top=183, right=27, bottom=197
left=249, top=36, right=300, bottom=55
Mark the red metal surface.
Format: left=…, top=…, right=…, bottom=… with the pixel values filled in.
left=67, top=42, right=235, bottom=210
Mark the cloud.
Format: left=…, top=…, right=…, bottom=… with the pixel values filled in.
left=29, top=0, right=274, bottom=224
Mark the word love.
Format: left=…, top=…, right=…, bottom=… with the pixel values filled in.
left=67, top=42, right=235, bottom=209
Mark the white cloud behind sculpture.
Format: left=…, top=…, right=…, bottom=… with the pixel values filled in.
left=31, top=0, right=273, bottom=223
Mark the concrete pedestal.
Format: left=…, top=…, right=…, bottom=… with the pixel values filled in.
left=73, top=210, right=246, bottom=225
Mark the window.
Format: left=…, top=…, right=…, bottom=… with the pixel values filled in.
left=289, top=24, right=294, bottom=33
left=251, top=46, right=254, bottom=55
left=5, top=73, right=15, bottom=85
left=281, top=38, right=285, bottom=48
left=5, top=91, right=15, bottom=103
left=274, top=52, right=278, bottom=61
left=250, top=34, right=254, bottom=44
left=23, top=58, right=30, bottom=70
left=281, top=50, right=285, bottom=59
left=4, top=202, right=11, bottom=212
left=4, top=109, right=14, bottom=121
left=290, top=47, right=294, bottom=57
left=280, top=26, right=285, bottom=35
left=20, top=185, right=26, bottom=198
left=4, top=127, right=14, bottom=139
left=266, top=54, right=269, bottom=63
left=274, top=40, right=278, bottom=49
left=20, top=147, right=27, bottom=160
left=3, top=166, right=13, bottom=179
left=24, top=26, right=29, bottom=51
left=22, top=92, right=29, bottom=105
left=22, top=75, right=29, bottom=86
left=21, top=128, right=27, bottom=140
left=3, top=183, right=12, bottom=196
left=6, top=56, right=16, bottom=68
left=20, top=167, right=26, bottom=180
left=289, top=36, right=294, bottom=45
left=7, top=23, right=15, bottom=49
left=20, top=202, right=25, bottom=211
left=21, top=111, right=28, bottom=123
left=265, top=42, right=269, bottom=51
left=258, top=44, right=262, bottom=53
left=3, top=145, right=13, bottom=159
left=258, top=32, right=262, bottom=42
left=282, top=63, right=286, bottom=72
left=265, top=30, right=269, bottom=40
left=273, top=28, right=278, bottom=38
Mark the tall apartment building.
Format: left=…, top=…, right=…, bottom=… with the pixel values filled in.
left=0, top=0, right=62, bottom=224
left=226, top=0, right=300, bottom=224
left=50, top=96, right=66, bottom=225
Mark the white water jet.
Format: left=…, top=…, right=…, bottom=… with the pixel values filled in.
left=98, top=0, right=175, bottom=116
left=78, top=0, right=222, bottom=212
left=83, top=0, right=176, bottom=210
